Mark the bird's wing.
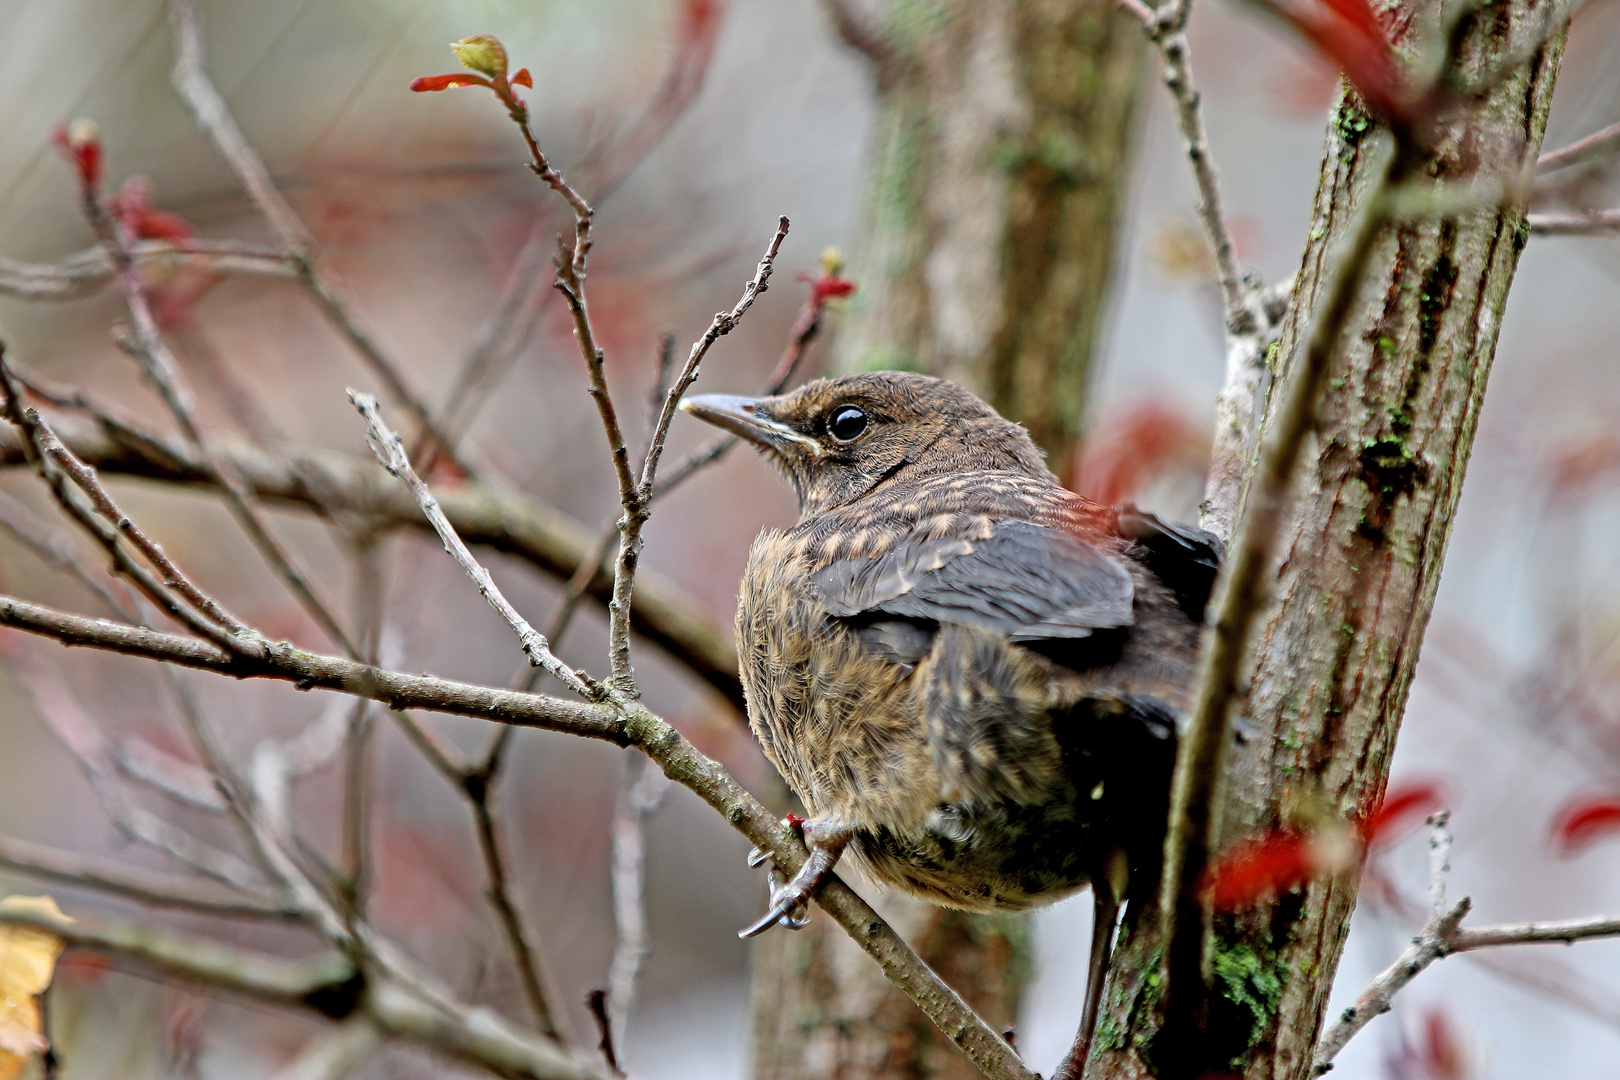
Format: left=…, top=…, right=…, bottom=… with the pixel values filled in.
left=810, top=520, right=1135, bottom=644
left=1117, top=506, right=1223, bottom=623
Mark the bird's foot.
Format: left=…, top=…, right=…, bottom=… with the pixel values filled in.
left=739, top=817, right=852, bottom=939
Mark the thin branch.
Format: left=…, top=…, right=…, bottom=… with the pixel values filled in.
left=425, top=219, right=555, bottom=462
left=70, top=171, right=361, bottom=660
left=1447, top=912, right=1620, bottom=951
left=0, top=488, right=133, bottom=617
left=1425, top=811, right=1452, bottom=918
left=0, top=835, right=293, bottom=919
left=0, top=414, right=745, bottom=708
left=596, top=217, right=789, bottom=689
left=1311, top=898, right=1473, bottom=1073
left=349, top=390, right=601, bottom=701
left=815, top=0, right=903, bottom=89
left=606, top=754, right=668, bottom=1051
left=1118, top=0, right=1261, bottom=337
left=1537, top=119, right=1620, bottom=172
left=0, top=593, right=625, bottom=741
left=651, top=282, right=832, bottom=498
left=17, top=650, right=262, bottom=889
left=1526, top=208, right=1620, bottom=233
left=468, top=782, right=565, bottom=1042
left=0, top=590, right=1036, bottom=1080
left=0, top=902, right=355, bottom=1006
left=0, top=240, right=296, bottom=302
left=166, top=0, right=464, bottom=470
left=0, top=899, right=616, bottom=1080
left=1119, top=0, right=1282, bottom=541
left=585, top=989, right=622, bottom=1075
left=267, top=1019, right=382, bottom=1080
left=0, top=365, right=258, bottom=655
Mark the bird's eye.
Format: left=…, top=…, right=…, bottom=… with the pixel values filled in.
left=826, top=405, right=869, bottom=443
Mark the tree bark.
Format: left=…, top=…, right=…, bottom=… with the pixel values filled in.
left=832, top=0, right=1146, bottom=476
left=1087, top=2, right=1568, bottom=1077
left=749, top=2, right=1146, bottom=1077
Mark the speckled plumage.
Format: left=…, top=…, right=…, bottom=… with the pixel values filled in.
left=683, top=372, right=1217, bottom=917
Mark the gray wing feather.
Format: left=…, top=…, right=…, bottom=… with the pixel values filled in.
left=811, top=521, right=1134, bottom=640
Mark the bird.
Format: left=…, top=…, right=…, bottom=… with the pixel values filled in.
left=679, top=371, right=1219, bottom=1069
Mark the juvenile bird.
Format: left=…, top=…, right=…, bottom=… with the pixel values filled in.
left=681, top=372, right=1218, bottom=1064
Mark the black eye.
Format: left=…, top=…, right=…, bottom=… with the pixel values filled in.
left=826, top=405, right=868, bottom=443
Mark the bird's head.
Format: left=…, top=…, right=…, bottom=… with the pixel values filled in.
left=680, top=372, right=1051, bottom=515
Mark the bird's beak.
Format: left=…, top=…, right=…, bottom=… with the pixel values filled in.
left=679, top=393, right=821, bottom=454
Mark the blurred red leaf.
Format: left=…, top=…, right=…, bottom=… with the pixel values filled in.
left=682, top=0, right=723, bottom=43
left=109, top=177, right=195, bottom=246
left=1285, top=0, right=1403, bottom=118
left=796, top=269, right=857, bottom=304
left=1546, top=431, right=1620, bottom=497
left=1202, top=829, right=1318, bottom=909
left=1551, top=796, right=1620, bottom=856
left=410, top=72, right=491, bottom=92
left=1386, top=1005, right=1476, bottom=1080
left=1073, top=403, right=1205, bottom=507
left=509, top=67, right=533, bottom=89
left=1360, top=780, right=1445, bottom=849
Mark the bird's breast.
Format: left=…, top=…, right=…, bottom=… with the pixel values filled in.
left=737, top=529, right=941, bottom=835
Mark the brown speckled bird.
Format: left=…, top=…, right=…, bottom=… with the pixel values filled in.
left=681, top=372, right=1219, bottom=1061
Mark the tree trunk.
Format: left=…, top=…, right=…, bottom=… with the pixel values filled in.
left=1088, top=2, right=1568, bottom=1077
left=749, top=2, right=1145, bottom=1078
left=832, top=0, right=1146, bottom=476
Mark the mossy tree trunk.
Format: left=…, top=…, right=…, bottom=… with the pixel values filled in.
left=749, top=2, right=1146, bottom=1078
left=832, top=0, right=1146, bottom=478
left=1087, top=1, right=1568, bottom=1077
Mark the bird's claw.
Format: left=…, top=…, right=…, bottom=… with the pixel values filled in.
left=739, top=818, right=851, bottom=939
left=739, top=863, right=818, bottom=938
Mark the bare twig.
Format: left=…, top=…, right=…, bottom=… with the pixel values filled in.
left=0, top=590, right=1036, bottom=1080
left=1311, top=898, right=1473, bottom=1073
left=0, top=414, right=745, bottom=708
left=1115, top=0, right=1285, bottom=541
left=0, top=903, right=614, bottom=1080
left=267, top=1020, right=382, bottom=1080
left=0, top=364, right=259, bottom=654
left=651, top=281, right=832, bottom=497
left=1425, top=811, right=1452, bottom=918
left=0, top=489, right=132, bottom=617
left=468, top=777, right=566, bottom=1042
left=1526, top=208, right=1620, bottom=233
left=166, top=0, right=464, bottom=470
left=1537, top=119, right=1620, bottom=172
left=585, top=990, right=622, bottom=1075
left=0, top=240, right=296, bottom=302
left=18, top=653, right=263, bottom=890
left=815, top=0, right=903, bottom=89
left=606, top=755, right=668, bottom=1049
left=112, top=737, right=228, bottom=812
left=0, top=835, right=293, bottom=919
left=426, top=219, right=555, bottom=461
left=1447, top=912, right=1620, bottom=950
left=589, top=217, right=789, bottom=689
left=0, top=593, right=624, bottom=740
left=1161, top=150, right=1409, bottom=1043
left=65, top=168, right=360, bottom=661
left=1117, top=0, right=1262, bottom=338
left=350, top=391, right=601, bottom=701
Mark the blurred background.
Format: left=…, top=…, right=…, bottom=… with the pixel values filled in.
left=0, top=1, right=1618, bottom=1077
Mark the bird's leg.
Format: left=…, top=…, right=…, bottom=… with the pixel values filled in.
left=739, top=816, right=854, bottom=938
left=1052, top=880, right=1122, bottom=1080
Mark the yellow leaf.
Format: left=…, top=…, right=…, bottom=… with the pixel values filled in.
left=0, top=896, right=69, bottom=1080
